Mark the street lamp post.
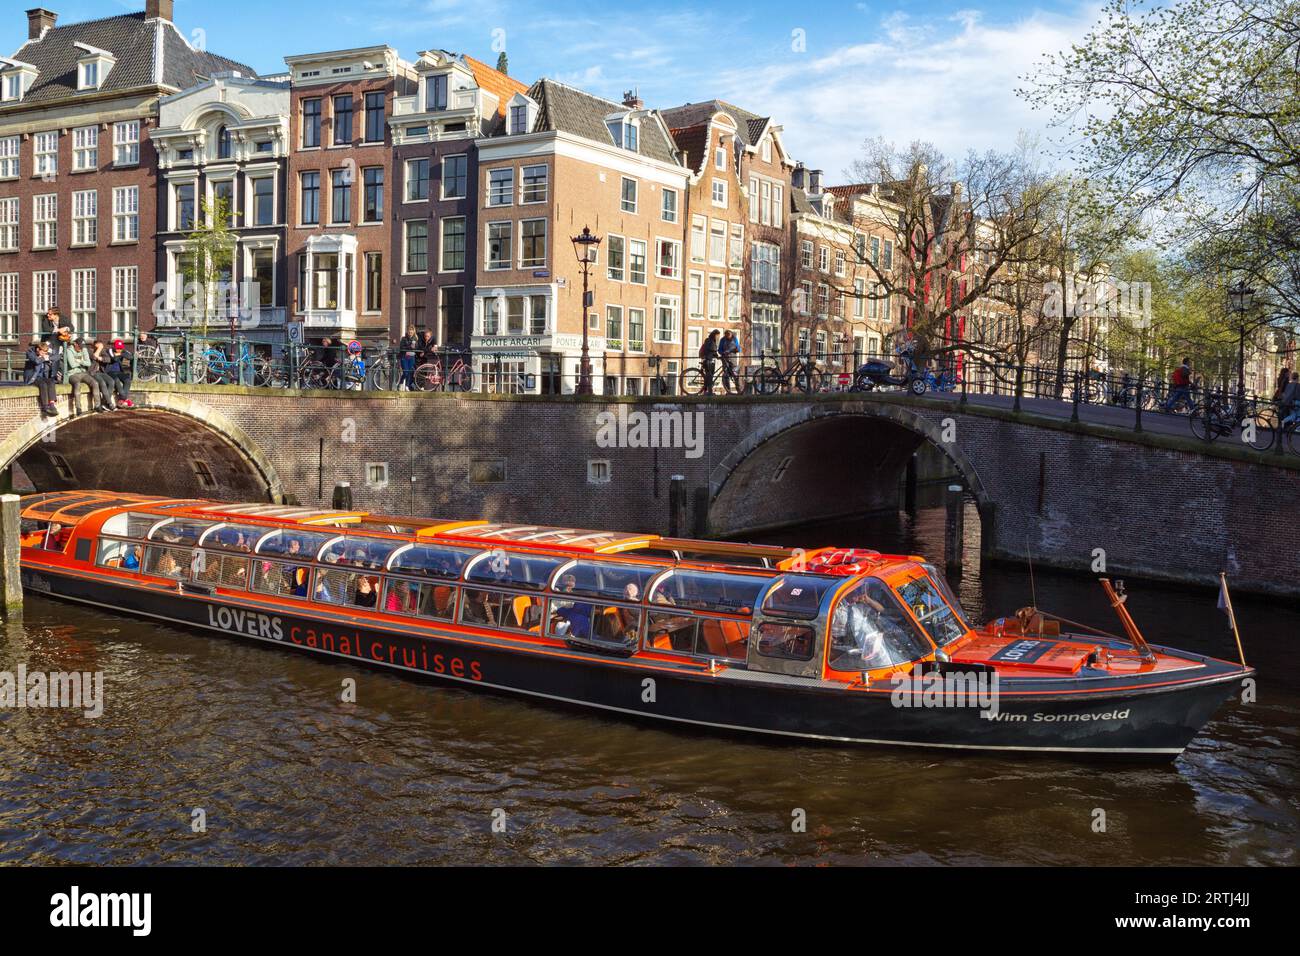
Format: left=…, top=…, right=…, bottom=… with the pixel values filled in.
left=571, top=226, right=602, bottom=395
left=1228, top=279, right=1255, bottom=414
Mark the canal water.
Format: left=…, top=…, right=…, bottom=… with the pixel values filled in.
left=0, top=499, right=1294, bottom=865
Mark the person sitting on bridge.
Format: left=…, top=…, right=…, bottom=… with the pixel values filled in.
left=24, top=338, right=59, bottom=417
left=1164, top=357, right=1193, bottom=412
left=62, top=338, right=103, bottom=415
left=104, top=340, right=135, bottom=408
left=89, top=341, right=118, bottom=411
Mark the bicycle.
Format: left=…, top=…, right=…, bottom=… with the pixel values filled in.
left=413, top=350, right=473, bottom=392
left=364, top=353, right=398, bottom=391
left=750, top=353, right=826, bottom=395
left=133, top=343, right=177, bottom=383
left=681, top=361, right=725, bottom=395
left=198, top=341, right=273, bottom=387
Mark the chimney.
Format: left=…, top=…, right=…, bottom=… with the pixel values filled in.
left=26, top=8, right=56, bottom=39
left=808, top=168, right=823, bottom=194
left=621, top=88, right=643, bottom=110
left=791, top=162, right=805, bottom=190
left=145, top=0, right=173, bottom=21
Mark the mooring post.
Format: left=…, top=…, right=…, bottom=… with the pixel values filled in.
left=668, top=475, right=686, bottom=537
left=1, top=493, right=22, bottom=620
left=691, top=487, right=710, bottom=539
left=903, top=453, right=918, bottom=515
left=944, top=483, right=964, bottom=572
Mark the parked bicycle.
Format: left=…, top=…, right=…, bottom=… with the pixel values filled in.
left=198, top=341, right=273, bottom=387
left=750, top=353, right=825, bottom=395
left=413, top=349, right=473, bottom=392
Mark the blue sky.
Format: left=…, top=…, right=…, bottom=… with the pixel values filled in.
left=4, top=0, right=1104, bottom=179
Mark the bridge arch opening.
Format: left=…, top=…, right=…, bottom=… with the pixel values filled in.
left=707, top=407, right=992, bottom=550
left=1, top=400, right=281, bottom=502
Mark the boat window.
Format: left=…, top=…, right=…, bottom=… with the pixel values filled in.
left=920, top=564, right=974, bottom=634
left=465, top=552, right=564, bottom=591
left=552, top=561, right=659, bottom=602
left=119, top=512, right=166, bottom=539
left=256, top=530, right=336, bottom=560
left=199, top=524, right=261, bottom=553
left=761, top=574, right=840, bottom=619
left=644, top=610, right=749, bottom=661
left=142, top=544, right=192, bottom=581
left=55, top=497, right=138, bottom=518
left=251, top=559, right=312, bottom=599
left=389, top=544, right=476, bottom=580
left=827, top=577, right=934, bottom=671
left=96, top=539, right=142, bottom=571
left=547, top=597, right=641, bottom=646
left=648, top=569, right=768, bottom=613
left=319, top=536, right=403, bottom=570
left=37, top=522, right=74, bottom=552
left=382, top=579, right=457, bottom=621
left=313, top=568, right=381, bottom=608
left=148, top=519, right=216, bottom=546
left=896, top=572, right=969, bottom=647
left=460, top=587, right=542, bottom=632
left=755, top=622, right=816, bottom=661
left=192, top=552, right=249, bottom=589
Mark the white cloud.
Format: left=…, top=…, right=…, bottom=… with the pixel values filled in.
left=709, top=4, right=1104, bottom=183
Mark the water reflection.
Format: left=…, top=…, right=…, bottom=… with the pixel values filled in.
left=0, top=502, right=1294, bottom=865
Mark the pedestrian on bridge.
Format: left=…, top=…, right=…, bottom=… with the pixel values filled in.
left=1164, top=357, right=1193, bottom=412
left=720, top=330, right=740, bottom=394
left=700, top=329, right=720, bottom=394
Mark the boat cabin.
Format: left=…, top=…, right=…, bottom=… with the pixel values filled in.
left=19, top=492, right=976, bottom=683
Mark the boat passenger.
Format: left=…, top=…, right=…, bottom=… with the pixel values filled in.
left=353, top=576, right=378, bottom=608
left=122, top=545, right=140, bottom=571
left=554, top=601, right=593, bottom=640
left=464, top=590, right=496, bottom=625
left=386, top=581, right=415, bottom=613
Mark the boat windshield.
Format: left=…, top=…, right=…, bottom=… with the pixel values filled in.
left=827, top=577, right=934, bottom=671
left=894, top=571, right=970, bottom=646
left=648, top=569, right=769, bottom=613
left=553, top=561, right=661, bottom=601
left=761, top=573, right=841, bottom=620
left=465, top=551, right=564, bottom=591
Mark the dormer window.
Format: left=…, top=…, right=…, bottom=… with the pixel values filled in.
left=426, top=74, right=448, bottom=112
left=74, top=44, right=115, bottom=92
left=1, top=74, right=20, bottom=102
left=0, top=60, right=38, bottom=103
left=606, top=115, right=638, bottom=152
left=505, top=94, right=538, bottom=136
left=510, top=103, right=528, bottom=134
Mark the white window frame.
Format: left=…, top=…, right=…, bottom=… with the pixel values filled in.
left=113, top=121, right=140, bottom=166
left=441, top=154, right=468, bottom=200
left=661, top=187, right=678, bottom=223
left=33, top=194, right=56, bottom=248
left=519, top=218, right=547, bottom=269
left=520, top=164, right=548, bottom=204
left=71, top=268, right=96, bottom=336
left=72, top=126, right=98, bottom=171
left=627, top=238, right=647, bottom=284
left=72, top=189, right=97, bottom=246
left=690, top=215, right=706, bottom=263
left=487, top=167, right=513, bottom=207
left=0, top=272, right=18, bottom=343
left=0, top=136, right=18, bottom=178
left=620, top=177, right=638, bottom=214
left=32, top=271, right=57, bottom=328
left=688, top=271, right=704, bottom=320
left=35, top=132, right=57, bottom=177
left=0, top=197, right=17, bottom=252
left=606, top=234, right=625, bottom=282
left=652, top=294, right=680, bottom=344
left=112, top=186, right=139, bottom=242
left=485, top=220, right=512, bottom=271
left=111, top=266, right=138, bottom=338
left=655, top=238, right=681, bottom=280
left=711, top=178, right=727, bottom=207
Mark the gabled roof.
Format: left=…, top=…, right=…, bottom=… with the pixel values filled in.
left=667, top=123, right=710, bottom=176
left=525, top=78, right=680, bottom=166
left=660, top=99, right=770, bottom=148
left=463, top=54, right=528, bottom=119
left=6, top=12, right=255, bottom=107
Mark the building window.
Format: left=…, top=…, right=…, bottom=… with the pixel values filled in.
left=33, top=194, right=56, bottom=248
left=711, top=178, right=726, bottom=207
left=405, top=220, right=428, bottom=273
left=113, top=186, right=138, bottom=241
left=71, top=269, right=95, bottom=336
left=488, top=168, right=513, bottom=206
left=333, top=95, right=353, bottom=145
left=441, top=217, right=466, bottom=271
left=690, top=215, right=706, bottom=263
left=212, top=179, right=235, bottom=225
left=835, top=249, right=846, bottom=277
left=35, top=132, right=57, bottom=177
left=817, top=283, right=829, bottom=317
left=627, top=307, right=645, bottom=352
left=32, top=271, right=56, bottom=328
left=0, top=198, right=17, bottom=251
left=442, top=154, right=467, bottom=199
left=653, top=294, right=679, bottom=344
left=486, top=221, right=511, bottom=270
left=608, top=118, right=638, bottom=152
left=302, top=98, right=322, bottom=148
left=363, top=167, right=383, bottom=222
left=773, top=185, right=784, bottom=227
left=620, top=177, right=637, bottom=213
left=364, top=91, right=385, bottom=143
left=521, top=164, right=548, bottom=203
left=853, top=278, right=865, bottom=319
left=72, top=126, right=98, bottom=171
left=707, top=274, right=724, bottom=323
left=330, top=169, right=351, bottom=224
left=605, top=305, right=623, bottom=350
left=0, top=272, right=18, bottom=342
left=403, top=288, right=426, bottom=327
left=752, top=242, right=780, bottom=293
left=111, top=122, right=138, bottom=166
left=819, top=245, right=830, bottom=272
left=174, top=182, right=196, bottom=231
left=301, top=251, right=353, bottom=311
left=752, top=304, right=780, bottom=355
left=760, top=181, right=772, bottom=226
left=442, top=286, right=465, bottom=343
left=801, top=240, right=814, bottom=269
left=250, top=248, right=275, bottom=308
left=729, top=223, right=744, bottom=270
left=251, top=177, right=274, bottom=226
left=628, top=239, right=647, bottom=284
left=510, top=103, right=529, bottom=134
left=761, top=137, right=772, bottom=162
left=72, top=189, right=97, bottom=245
left=216, top=126, right=232, bottom=160
left=656, top=239, right=681, bottom=280
left=111, top=266, right=137, bottom=337
left=0, top=136, right=17, bottom=178
left=748, top=176, right=758, bottom=222
left=406, top=159, right=429, bottom=201
left=364, top=252, right=382, bottom=312
left=606, top=234, right=625, bottom=281
left=297, top=172, right=321, bottom=226
left=662, top=187, right=678, bottom=223
left=426, top=74, right=448, bottom=112
left=709, top=220, right=725, bottom=266
left=797, top=280, right=812, bottom=314
left=587, top=460, right=612, bottom=484
left=882, top=239, right=894, bottom=271
left=688, top=272, right=703, bottom=319
left=520, top=219, right=547, bottom=268
left=727, top=276, right=741, bottom=321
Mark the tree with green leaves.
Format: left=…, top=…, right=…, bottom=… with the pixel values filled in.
left=182, top=195, right=239, bottom=338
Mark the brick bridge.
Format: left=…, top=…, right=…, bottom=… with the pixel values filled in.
left=2, top=382, right=1297, bottom=597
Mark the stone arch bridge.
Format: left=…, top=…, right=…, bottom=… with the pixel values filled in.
left=2, top=383, right=1296, bottom=597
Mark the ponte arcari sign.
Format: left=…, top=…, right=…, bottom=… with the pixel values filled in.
left=471, top=333, right=603, bottom=353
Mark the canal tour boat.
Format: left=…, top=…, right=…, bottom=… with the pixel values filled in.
left=17, top=491, right=1252, bottom=758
